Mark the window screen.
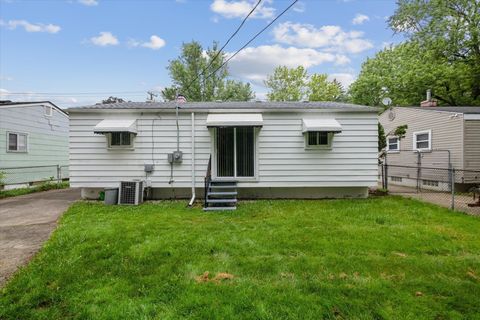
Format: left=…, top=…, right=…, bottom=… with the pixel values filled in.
left=216, top=127, right=255, bottom=178
left=415, top=132, right=430, bottom=150
left=307, top=132, right=329, bottom=147
left=110, top=132, right=132, bottom=147
left=7, top=133, right=27, bottom=152
left=388, top=137, right=399, bottom=151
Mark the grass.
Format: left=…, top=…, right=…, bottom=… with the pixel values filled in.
left=1, top=197, right=480, bottom=319
left=0, top=181, right=69, bottom=199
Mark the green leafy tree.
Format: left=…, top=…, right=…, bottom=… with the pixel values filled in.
left=350, top=42, right=477, bottom=106
left=216, top=80, right=255, bottom=101
left=388, top=0, right=480, bottom=103
left=264, top=66, right=308, bottom=101
left=265, top=66, right=346, bottom=102
left=378, top=123, right=387, bottom=152
left=308, top=74, right=344, bottom=101
left=162, top=41, right=254, bottom=102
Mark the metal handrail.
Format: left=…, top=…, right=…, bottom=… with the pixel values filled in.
left=204, top=155, right=212, bottom=208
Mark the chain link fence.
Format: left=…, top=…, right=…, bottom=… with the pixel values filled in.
left=0, top=165, right=69, bottom=188
left=379, top=163, right=480, bottom=215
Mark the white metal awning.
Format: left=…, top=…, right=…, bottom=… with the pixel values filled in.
left=206, top=114, right=263, bottom=127
left=302, top=118, right=342, bottom=133
left=93, top=119, right=137, bottom=134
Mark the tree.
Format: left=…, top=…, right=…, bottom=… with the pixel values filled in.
left=100, top=96, right=126, bottom=104
left=378, top=123, right=386, bottom=152
left=388, top=0, right=480, bottom=103
left=349, top=42, right=478, bottom=106
left=216, top=80, right=255, bottom=101
left=264, top=66, right=346, bottom=102
left=264, top=66, right=308, bottom=101
left=162, top=41, right=254, bottom=102
left=308, top=74, right=344, bottom=101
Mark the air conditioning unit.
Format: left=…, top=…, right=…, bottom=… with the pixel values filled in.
left=119, top=180, right=144, bottom=205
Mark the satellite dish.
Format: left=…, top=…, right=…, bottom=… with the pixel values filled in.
left=382, top=97, right=392, bottom=106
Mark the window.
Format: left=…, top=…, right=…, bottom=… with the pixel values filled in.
left=7, top=132, right=28, bottom=152
left=391, top=176, right=403, bottom=182
left=422, top=179, right=439, bottom=187
left=305, top=131, right=331, bottom=149
left=108, top=132, right=133, bottom=148
left=387, top=136, right=399, bottom=152
left=216, top=127, right=255, bottom=178
left=413, top=130, right=431, bottom=151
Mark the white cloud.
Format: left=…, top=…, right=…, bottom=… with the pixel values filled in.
left=273, top=21, right=373, bottom=54
left=141, top=35, right=166, bottom=50
left=1, top=19, right=60, bottom=33
left=128, top=35, right=166, bottom=50
left=352, top=13, right=369, bottom=25
left=210, top=0, right=275, bottom=19
left=90, top=32, right=119, bottom=46
left=327, top=73, right=356, bottom=89
left=227, top=45, right=348, bottom=85
left=78, top=0, right=98, bottom=5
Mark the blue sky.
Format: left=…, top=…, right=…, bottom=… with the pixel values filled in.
left=0, top=0, right=402, bottom=107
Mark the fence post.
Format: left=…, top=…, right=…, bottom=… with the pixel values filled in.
left=57, top=165, right=61, bottom=184
left=384, top=163, right=388, bottom=190
left=451, top=168, right=455, bottom=210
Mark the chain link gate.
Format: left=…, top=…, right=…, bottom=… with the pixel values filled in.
left=379, top=149, right=480, bottom=215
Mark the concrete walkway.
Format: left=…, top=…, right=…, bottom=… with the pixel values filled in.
left=0, top=188, right=80, bottom=286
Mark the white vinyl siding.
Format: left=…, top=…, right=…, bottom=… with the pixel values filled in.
left=69, top=111, right=378, bottom=189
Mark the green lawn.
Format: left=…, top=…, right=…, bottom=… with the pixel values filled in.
left=1, top=197, right=480, bottom=319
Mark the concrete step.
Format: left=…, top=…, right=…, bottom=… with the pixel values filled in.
left=208, top=191, right=238, bottom=196
left=203, top=206, right=237, bottom=211
left=206, top=198, right=238, bottom=204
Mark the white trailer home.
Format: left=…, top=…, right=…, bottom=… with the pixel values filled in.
left=68, top=101, right=378, bottom=209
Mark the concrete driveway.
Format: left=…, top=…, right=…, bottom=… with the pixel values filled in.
left=0, top=188, right=80, bottom=286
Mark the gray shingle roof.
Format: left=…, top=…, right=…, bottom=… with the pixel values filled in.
left=410, top=106, right=480, bottom=114
left=67, top=101, right=379, bottom=112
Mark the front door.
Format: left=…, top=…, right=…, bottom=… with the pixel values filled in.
left=216, top=127, right=255, bottom=178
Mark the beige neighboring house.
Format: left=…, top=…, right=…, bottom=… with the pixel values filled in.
left=379, top=106, right=480, bottom=190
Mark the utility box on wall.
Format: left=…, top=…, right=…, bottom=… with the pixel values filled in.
left=168, top=151, right=183, bottom=163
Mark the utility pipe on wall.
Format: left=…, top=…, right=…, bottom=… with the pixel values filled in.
left=188, top=112, right=196, bottom=206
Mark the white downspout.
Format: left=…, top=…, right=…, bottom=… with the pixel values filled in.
left=188, top=112, right=196, bottom=206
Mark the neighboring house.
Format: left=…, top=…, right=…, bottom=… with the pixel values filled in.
left=0, top=101, right=69, bottom=188
left=68, top=101, right=379, bottom=208
left=379, top=106, right=480, bottom=190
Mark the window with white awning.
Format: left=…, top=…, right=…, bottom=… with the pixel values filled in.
left=94, top=119, right=137, bottom=149
left=206, top=114, right=263, bottom=127
left=302, top=118, right=342, bottom=149
left=93, top=119, right=138, bottom=134
left=302, top=118, right=342, bottom=133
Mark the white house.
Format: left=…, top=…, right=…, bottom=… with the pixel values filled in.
left=68, top=101, right=378, bottom=209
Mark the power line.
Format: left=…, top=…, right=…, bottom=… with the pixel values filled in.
left=182, top=0, right=262, bottom=95
left=199, top=0, right=298, bottom=89
left=4, top=91, right=150, bottom=96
